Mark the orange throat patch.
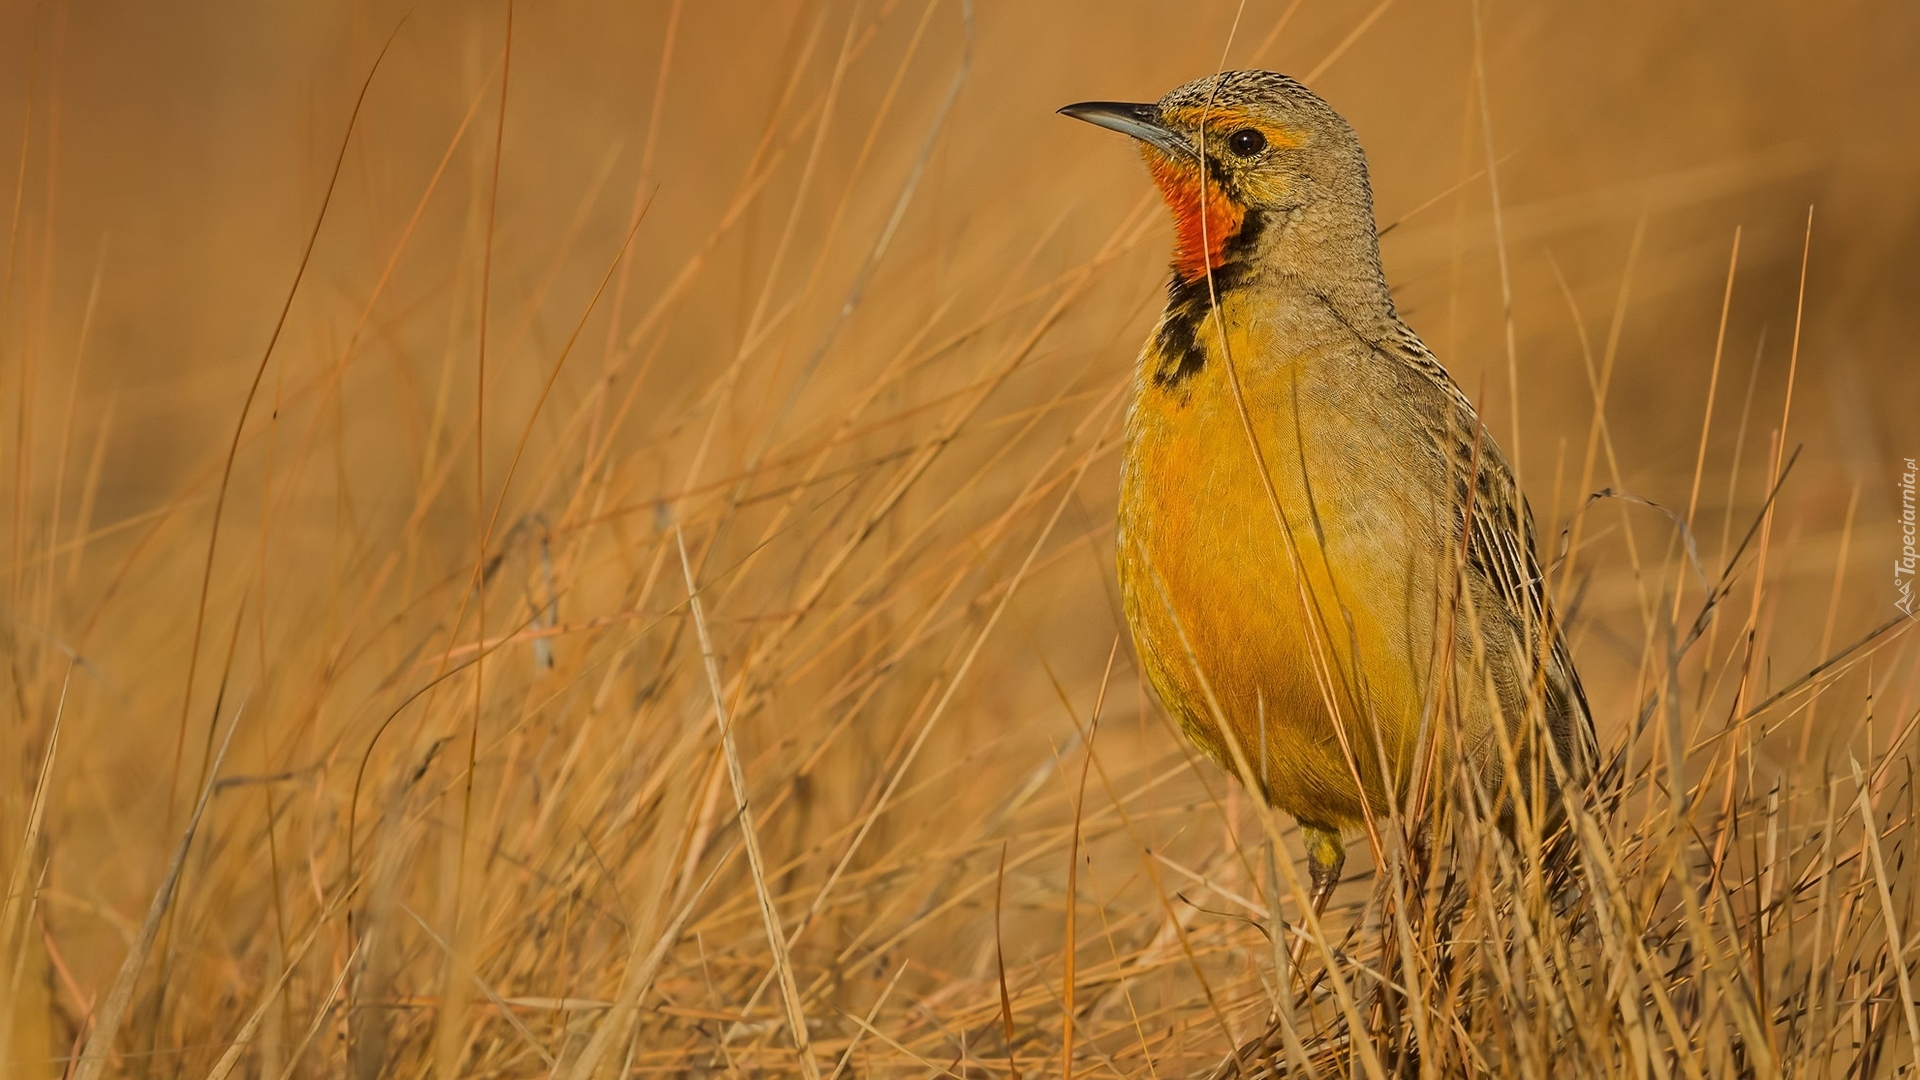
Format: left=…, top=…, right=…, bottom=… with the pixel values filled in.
left=1145, top=153, right=1247, bottom=282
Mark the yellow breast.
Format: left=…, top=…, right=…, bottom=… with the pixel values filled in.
left=1116, top=294, right=1453, bottom=829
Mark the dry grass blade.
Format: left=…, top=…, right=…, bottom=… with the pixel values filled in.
left=997, top=842, right=1023, bottom=1080
left=825, top=959, right=907, bottom=1080
left=199, top=893, right=346, bottom=1080
left=166, top=13, right=405, bottom=835
left=401, top=904, right=557, bottom=1070
left=560, top=847, right=731, bottom=1080
left=1, top=666, right=66, bottom=961
left=676, top=525, right=822, bottom=1080
left=270, top=942, right=360, bottom=1080
left=1849, top=757, right=1920, bottom=1075
left=0, top=665, right=68, bottom=1074
left=71, top=705, right=241, bottom=1080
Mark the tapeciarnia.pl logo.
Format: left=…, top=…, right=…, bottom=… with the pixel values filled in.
left=1899, top=457, right=1917, bottom=617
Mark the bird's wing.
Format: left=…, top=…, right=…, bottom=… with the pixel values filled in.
left=1382, top=326, right=1599, bottom=788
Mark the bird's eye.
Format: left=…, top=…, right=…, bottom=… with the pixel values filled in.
left=1226, top=128, right=1267, bottom=156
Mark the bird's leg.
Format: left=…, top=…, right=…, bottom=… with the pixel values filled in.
left=1301, top=824, right=1346, bottom=918
left=1278, top=824, right=1346, bottom=1014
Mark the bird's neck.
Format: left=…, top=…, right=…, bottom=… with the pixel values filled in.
left=1251, top=198, right=1399, bottom=346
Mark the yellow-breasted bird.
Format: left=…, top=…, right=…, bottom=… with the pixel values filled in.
left=1061, top=71, right=1595, bottom=912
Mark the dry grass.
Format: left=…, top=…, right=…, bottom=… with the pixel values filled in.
left=0, top=0, right=1916, bottom=1076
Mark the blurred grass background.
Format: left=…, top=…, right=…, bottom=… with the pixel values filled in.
left=0, top=0, right=1915, bottom=1075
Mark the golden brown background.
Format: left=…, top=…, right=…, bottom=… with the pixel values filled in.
left=0, top=0, right=1914, bottom=1075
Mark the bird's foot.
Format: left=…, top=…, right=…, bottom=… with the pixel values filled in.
left=1301, top=823, right=1346, bottom=918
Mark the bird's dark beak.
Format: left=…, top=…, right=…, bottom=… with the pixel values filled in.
left=1057, top=101, right=1196, bottom=160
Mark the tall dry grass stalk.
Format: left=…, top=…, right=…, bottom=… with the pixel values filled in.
left=0, top=1, right=1914, bottom=1076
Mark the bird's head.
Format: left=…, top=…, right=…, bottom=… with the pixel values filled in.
left=1060, top=71, right=1371, bottom=286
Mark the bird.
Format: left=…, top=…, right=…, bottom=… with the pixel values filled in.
left=1060, top=71, right=1596, bottom=915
